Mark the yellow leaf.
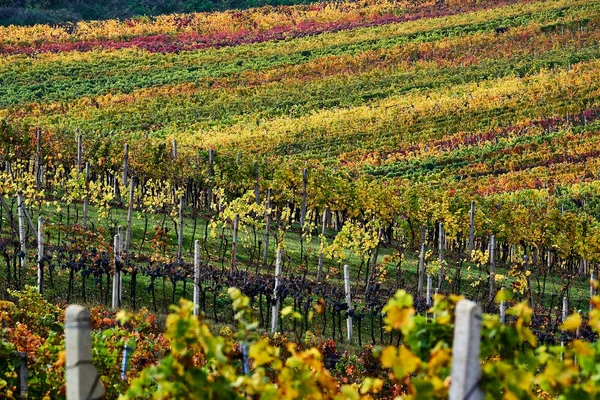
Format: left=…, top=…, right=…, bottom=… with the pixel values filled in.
left=560, top=313, right=581, bottom=332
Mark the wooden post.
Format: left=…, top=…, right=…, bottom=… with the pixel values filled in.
left=177, top=196, right=184, bottom=261
left=83, top=163, right=89, bottom=228
left=562, top=296, right=568, bottom=323
left=438, top=222, right=444, bottom=289
left=172, top=139, right=178, bottom=159
left=591, top=271, right=596, bottom=312
left=65, top=305, right=105, bottom=400
left=77, top=132, right=83, bottom=172
left=231, top=214, right=239, bottom=271
left=500, top=298, right=506, bottom=324
left=262, top=189, right=271, bottom=268
left=254, top=163, right=260, bottom=205
left=16, top=352, right=27, bottom=398
left=271, top=248, right=283, bottom=334
left=300, top=168, right=308, bottom=228
left=36, top=127, right=43, bottom=187
left=489, top=235, right=496, bottom=297
left=417, top=241, right=426, bottom=297
left=122, top=143, right=129, bottom=187
left=207, top=148, right=214, bottom=210
left=193, top=240, right=200, bottom=316
left=17, top=191, right=27, bottom=276
left=344, top=264, right=353, bottom=343
left=468, top=200, right=475, bottom=255
left=37, top=217, right=44, bottom=294
left=449, top=300, right=484, bottom=400
left=124, top=178, right=134, bottom=254
left=316, top=208, right=327, bottom=282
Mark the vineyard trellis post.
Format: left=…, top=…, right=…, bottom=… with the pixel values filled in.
left=438, top=222, right=444, bottom=290
left=426, top=274, right=432, bottom=308
left=418, top=239, right=426, bottom=297
left=344, top=264, right=353, bottom=343
left=317, top=208, right=327, bottom=282
left=468, top=200, right=475, bottom=254
left=254, top=163, right=260, bottom=205
left=76, top=131, right=82, bottom=172
left=83, top=163, right=89, bottom=228
left=300, top=168, right=308, bottom=228
left=112, top=229, right=123, bottom=310
left=17, top=191, right=27, bottom=281
left=231, top=214, right=239, bottom=271
left=177, top=196, right=184, bottom=262
left=271, top=247, right=283, bottom=334
left=125, top=178, right=134, bottom=254
left=65, top=305, right=105, bottom=400
left=263, top=189, right=271, bottom=268
left=207, top=148, right=214, bottom=210
left=37, top=216, right=43, bottom=294
left=489, top=235, right=496, bottom=298
left=36, top=127, right=43, bottom=188
left=193, top=240, right=200, bottom=316
left=449, top=299, right=484, bottom=400
left=122, top=143, right=129, bottom=188
left=591, top=271, right=596, bottom=312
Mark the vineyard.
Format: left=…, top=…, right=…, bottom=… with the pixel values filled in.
left=2, top=0, right=600, bottom=398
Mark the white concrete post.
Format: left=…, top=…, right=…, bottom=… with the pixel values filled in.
left=562, top=296, right=568, bottom=323
left=37, top=217, right=44, bottom=294
left=193, top=240, right=200, bottom=316
left=271, top=248, right=283, bottom=334
left=426, top=274, right=433, bottom=308
left=76, top=132, right=83, bottom=172
left=449, top=300, right=484, bottom=400
left=500, top=299, right=506, bottom=324
left=65, top=305, right=105, bottom=400
left=344, top=264, right=353, bottom=343
left=112, top=229, right=123, bottom=310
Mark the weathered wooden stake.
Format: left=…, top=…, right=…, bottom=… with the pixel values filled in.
left=193, top=240, right=200, bottom=316
left=65, top=305, right=105, bottom=400
left=76, top=132, right=83, bottom=172
left=316, top=208, right=327, bottom=282
left=438, top=222, right=444, bottom=289
left=300, top=168, right=308, bottom=228
left=36, top=127, right=43, bottom=187
left=344, top=264, right=353, bottom=343
left=591, top=271, right=596, bottom=312
left=468, top=200, right=475, bottom=254
left=262, top=189, right=272, bottom=268
left=37, top=217, right=44, bottom=294
left=207, top=148, right=214, bottom=210
left=231, top=214, right=239, bottom=271
left=489, top=235, right=496, bottom=297
left=122, top=143, right=129, bottom=187
left=123, top=179, right=134, bottom=256
left=418, top=241, right=426, bottom=296
left=271, top=248, right=283, bottom=334
left=17, top=191, right=27, bottom=274
left=449, top=300, right=484, bottom=400
left=172, top=139, right=178, bottom=159
left=83, top=163, right=89, bottom=228
left=177, top=196, right=184, bottom=261
left=254, top=163, right=260, bottom=205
